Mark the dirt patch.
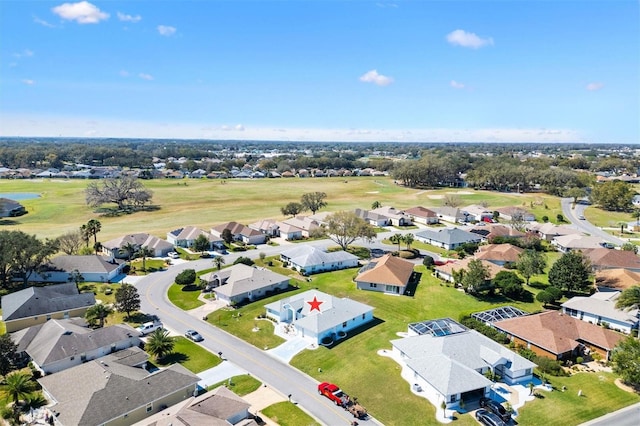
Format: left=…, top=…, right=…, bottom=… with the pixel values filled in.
left=615, top=378, right=636, bottom=393
left=427, top=194, right=444, bottom=199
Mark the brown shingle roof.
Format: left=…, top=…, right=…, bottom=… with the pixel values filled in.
left=434, top=258, right=505, bottom=279
left=355, top=254, right=414, bottom=286
left=595, top=268, right=640, bottom=290
left=404, top=206, right=438, bottom=218
left=582, top=248, right=640, bottom=270
left=475, top=244, right=524, bottom=263
left=494, top=311, right=625, bottom=356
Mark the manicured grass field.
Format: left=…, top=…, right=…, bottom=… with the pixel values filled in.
left=155, top=336, right=221, bottom=374
left=516, top=372, right=640, bottom=425
left=583, top=206, right=634, bottom=229
left=0, top=309, right=5, bottom=334
left=261, top=401, right=320, bottom=426
left=208, top=374, right=262, bottom=396
left=1, top=178, right=564, bottom=242
left=167, top=283, right=204, bottom=310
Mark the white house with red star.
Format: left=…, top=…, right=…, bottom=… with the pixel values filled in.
left=264, top=290, right=374, bottom=345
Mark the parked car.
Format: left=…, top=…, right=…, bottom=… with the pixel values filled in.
left=168, top=251, right=179, bottom=259
left=475, top=408, right=507, bottom=426
left=137, top=320, right=163, bottom=336
left=185, top=329, right=204, bottom=342
left=479, top=397, right=511, bottom=422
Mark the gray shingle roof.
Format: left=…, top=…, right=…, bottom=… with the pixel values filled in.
left=2, top=283, right=96, bottom=321
left=38, top=361, right=199, bottom=426
left=561, top=294, right=639, bottom=325
left=48, top=255, right=124, bottom=274
left=415, top=228, right=482, bottom=245
left=280, top=245, right=358, bottom=268
left=214, top=264, right=290, bottom=298
left=406, top=356, right=494, bottom=396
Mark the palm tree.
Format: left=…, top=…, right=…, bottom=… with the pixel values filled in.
left=145, top=328, right=174, bottom=360
left=85, top=303, right=113, bottom=328
left=390, top=233, right=403, bottom=251
left=616, top=286, right=640, bottom=311
left=122, top=242, right=138, bottom=265
left=618, top=221, right=628, bottom=236
left=403, top=233, right=415, bottom=250
left=213, top=256, right=225, bottom=271
left=137, top=246, right=154, bottom=272
left=2, top=370, right=35, bottom=405
left=371, top=201, right=381, bottom=209
left=86, top=218, right=102, bottom=244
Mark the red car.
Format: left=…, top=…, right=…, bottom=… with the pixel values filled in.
left=318, top=382, right=347, bottom=406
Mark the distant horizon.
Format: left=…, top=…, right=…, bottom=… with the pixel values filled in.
left=1, top=1, right=638, bottom=143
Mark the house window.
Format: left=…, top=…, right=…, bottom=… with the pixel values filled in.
left=342, top=322, right=347, bottom=328
left=46, top=315, right=51, bottom=321
left=146, top=403, right=153, bottom=413
left=449, top=394, right=457, bottom=402
left=362, top=314, right=365, bottom=320
left=525, top=368, right=532, bottom=375
left=370, top=283, right=377, bottom=288
left=70, top=356, right=75, bottom=361
left=64, top=312, right=70, bottom=319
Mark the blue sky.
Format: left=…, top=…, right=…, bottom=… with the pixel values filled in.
left=1, top=0, right=638, bottom=143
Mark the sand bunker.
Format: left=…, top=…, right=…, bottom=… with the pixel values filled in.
left=427, top=195, right=445, bottom=199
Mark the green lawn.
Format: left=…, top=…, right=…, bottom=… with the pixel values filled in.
left=0, top=309, right=5, bottom=335
left=167, top=283, right=205, bottom=310
left=517, top=372, right=640, bottom=425
left=130, top=258, right=168, bottom=274
left=155, top=336, right=221, bottom=373
left=261, top=401, right=320, bottom=426
left=208, top=374, right=262, bottom=396
left=583, top=206, right=634, bottom=229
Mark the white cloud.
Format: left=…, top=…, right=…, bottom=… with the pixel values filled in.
left=13, top=49, right=34, bottom=58
left=446, top=29, right=494, bottom=49
left=235, top=124, right=245, bottom=131
left=359, top=69, right=394, bottom=86
left=157, top=25, right=176, bottom=36
left=33, top=16, right=56, bottom=27
left=52, top=1, right=109, bottom=24
left=586, top=82, right=604, bottom=91
left=138, top=73, right=154, bottom=81
left=119, top=70, right=129, bottom=77
left=117, top=12, right=141, bottom=23
left=21, top=79, right=35, bottom=85
left=450, top=80, right=465, bottom=89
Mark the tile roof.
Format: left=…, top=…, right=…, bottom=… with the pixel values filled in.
left=355, top=254, right=414, bottom=286
left=2, top=283, right=96, bottom=321
left=493, top=311, right=625, bottom=355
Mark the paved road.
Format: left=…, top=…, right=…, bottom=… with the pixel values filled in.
left=560, top=198, right=625, bottom=246
left=579, top=401, right=640, bottom=426
left=136, top=244, right=385, bottom=426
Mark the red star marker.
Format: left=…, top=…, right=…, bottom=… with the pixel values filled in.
left=307, top=296, right=323, bottom=312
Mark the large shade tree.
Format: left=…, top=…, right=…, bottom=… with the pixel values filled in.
left=300, top=192, right=328, bottom=214
left=85, top=176, right=153, bottom=211
left=325, top=211, right=376, bottom=251
left=0, top=230, right=59, bottom=288
left=548, top=251, right=591, bottom=293
left=115, top=283, right=140, bottom=320
left=516, top=249, right=547, bottom=285
left=0, top=334, right=18, bottom=376
left=612, top=337, right=640, bottom=389
left=590, top=180, right=635, bottom=212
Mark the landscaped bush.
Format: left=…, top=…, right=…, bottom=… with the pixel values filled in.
left=175, top=269, right=196, bottom=285
left=459, top=316, right=509, bottom=344
left=534, top=355, right=568, bottom=376
left=423, top=255, right=434, bottom=269
left=233, top=256, right=254, bottom=266
left=398, top=250, right=417, bottom=259
left=231, top=246, right=247, bottom=252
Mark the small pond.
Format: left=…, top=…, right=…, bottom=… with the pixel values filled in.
left=0, top=192, right=41, bottom=200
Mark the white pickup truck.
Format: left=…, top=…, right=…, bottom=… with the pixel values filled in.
left=137, top=320, right=163, bottom=336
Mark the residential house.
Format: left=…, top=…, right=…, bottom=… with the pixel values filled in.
left=415, top=228, right=482, bottom=250
left=595, top=268, right=640, bottom=290
left=248, top=219, right=282, bottom=238
left=390, top=318, right=535, bottom=411
left=461, top=204, right=493, bottom=222
left=494, top=206, right=535, bottom=222
left=430, top=206, right=465, bottom=224
left=493, top=311, right=626, bottom=361
left=552, top=234, right=606, bottom=253
left=526, top=222, right=582, bottom=241
left=38, top=357, right=199, bottom=426
left=370, top=206, right=413, bottom=226
left=469, top=224, right=526, bottom=243
left=1, top=283, right=96, bottom=333
left=31, top=255, right=125, bottom=283
left=355, top=254, right=416, bottom=295
left=11, top=320, right=143, bottom=374
left=275, top=221, right=305, bottom=240
left=0, top=198, right=27, bottom=217
left=474, top=244, right=524, bottom=266
left=280, top=245, right=359, bottom=275
left=167, top=226, right=222, bottom=250
left=138, top=386, right=257, bottom=426
left=434, top=258, right=505, bottom=283
left=583, top=248, right=640, bottom=272
left=404, top=206, right=439, bottom=225
left=354, top=208, right=390, bottom=227
left=201, top=264, right=290, bottom=305
left=280, top=216, right=322, bottom=237
left=561, top=290, right=639, bottom=334
left=102, top=233, right=174, bottom=259
left=264, top=289, right=374, bottom=345
left=211, top=221, right=266, bottom=245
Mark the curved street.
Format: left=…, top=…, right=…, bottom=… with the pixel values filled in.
left=135, top=239, right=390, bottom=426
left=560, top=197, right=625, bottom=246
